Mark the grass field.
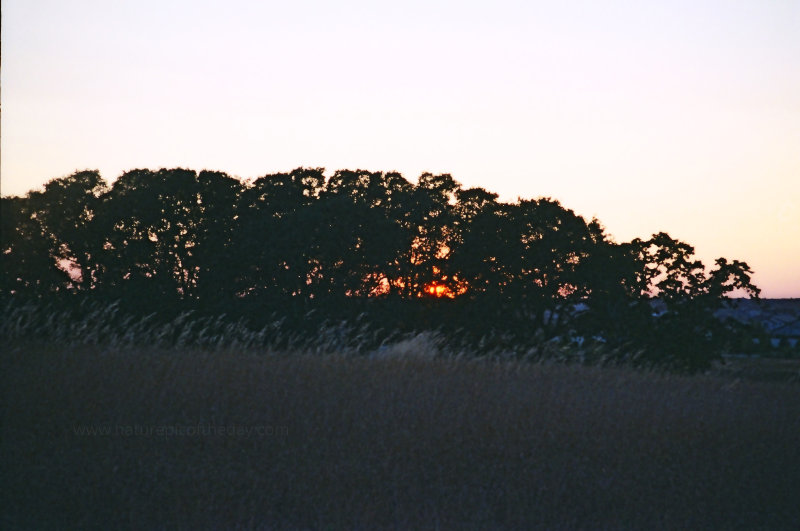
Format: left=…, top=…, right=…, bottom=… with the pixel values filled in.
left=3, top=341, right=799, bottom=529
left=713, top=355, right=800, bottom=385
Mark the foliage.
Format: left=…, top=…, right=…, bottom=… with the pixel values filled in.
left=1, top=168, right=760, bottom=371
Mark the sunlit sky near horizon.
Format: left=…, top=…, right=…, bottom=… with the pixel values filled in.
left=2, top=0, right=799, bottom=297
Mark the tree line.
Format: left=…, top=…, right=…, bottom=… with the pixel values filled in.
left=1, top=168, right=760, bottom=370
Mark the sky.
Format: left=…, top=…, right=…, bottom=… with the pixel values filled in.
left=2, top=0, right=799, bottom=297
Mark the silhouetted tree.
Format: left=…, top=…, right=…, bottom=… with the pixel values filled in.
left=1, top=195, right=70, bottom=296
left=187, top=170, right=244, bottom=305
left=452, top=197, right=597, bottom=338
left=32, top=170, right=109, bottom=289
left=401, top=173, right=462, bottom=298
left=315, top=170, right=414, bottom=298
left=93, top=168, right=229, bottom=307
left=234, top=168, right=324, bottom=301
left=572, top=225, right=652, bottom=346
left=2, top=166, right=761, bottom=371
left=1, top=170, right=109, bottom=296
left=624, top=233, right=761, bottom=370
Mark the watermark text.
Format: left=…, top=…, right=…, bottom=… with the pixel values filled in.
left=72, top=423, right=288, bottom=438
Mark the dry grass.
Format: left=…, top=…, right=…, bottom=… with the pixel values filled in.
left=712, top=356, right=800, bottom=385
left=3, top=341, right=800, bottom=530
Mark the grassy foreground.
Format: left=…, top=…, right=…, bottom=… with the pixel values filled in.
left=2, top=342, right=799, bottom=530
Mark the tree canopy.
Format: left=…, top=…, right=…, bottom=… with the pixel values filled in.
left=1, top=168, right=760, bottom=371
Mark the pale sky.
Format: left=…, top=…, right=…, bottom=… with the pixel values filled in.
left=2, top=0, right=799, bottom=297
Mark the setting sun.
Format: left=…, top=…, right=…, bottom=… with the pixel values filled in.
left=426, top=283, right=451, bottom=298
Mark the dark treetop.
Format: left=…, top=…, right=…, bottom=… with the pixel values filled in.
left=1, top=168, right=761, bottom=371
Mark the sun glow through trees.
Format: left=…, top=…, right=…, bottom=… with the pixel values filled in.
left=426, top=283, right=451, bottom=298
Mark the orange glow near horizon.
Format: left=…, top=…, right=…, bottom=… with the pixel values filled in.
left=369, top=274, right=465, bottom=299
left=424, top=275, right=470, bottom=299
left=426, top=283, right=451, bottom=298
